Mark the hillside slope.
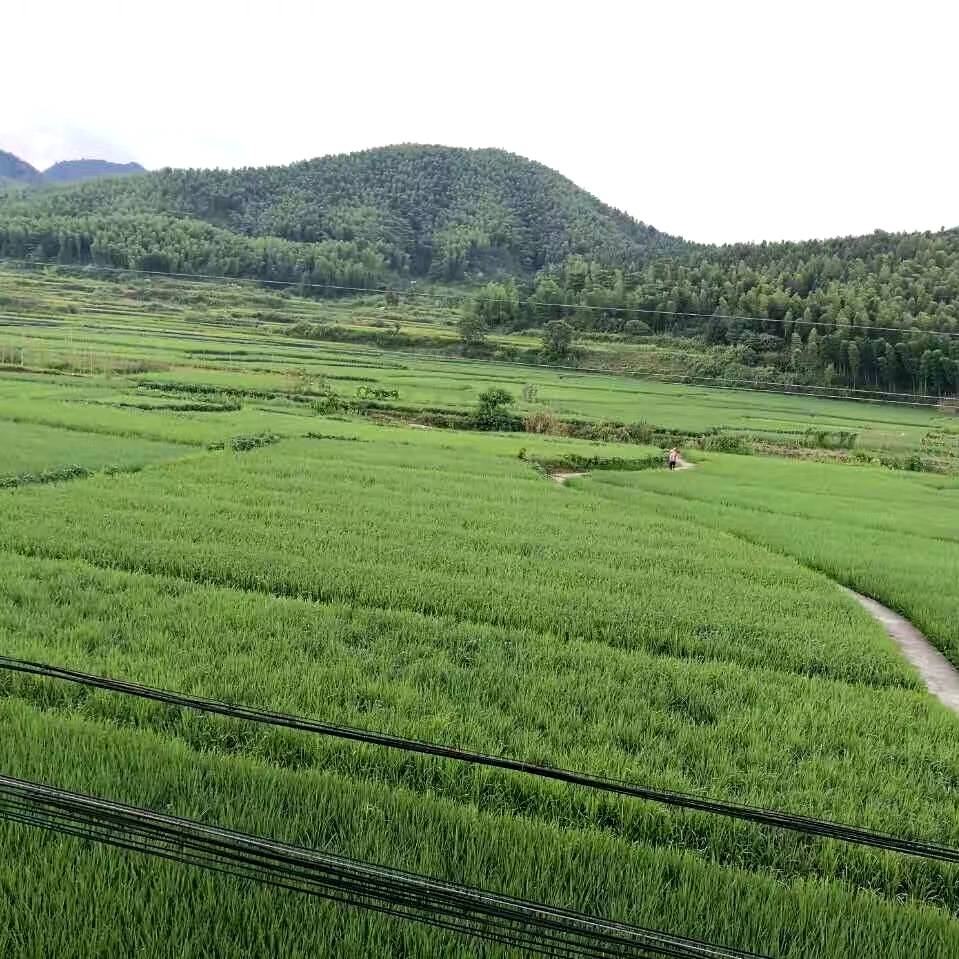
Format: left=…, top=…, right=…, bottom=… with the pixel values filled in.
left=0, top=150, right=43, bottom=187
left=0, top=142, right=957, bottom=400
left=0, top=145, right=687, bottom=281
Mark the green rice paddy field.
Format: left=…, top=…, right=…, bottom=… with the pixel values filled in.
left=1, top=267, right=959, bottom=957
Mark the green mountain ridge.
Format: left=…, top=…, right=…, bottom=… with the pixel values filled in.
left=0, top=145, right=685, bottom=281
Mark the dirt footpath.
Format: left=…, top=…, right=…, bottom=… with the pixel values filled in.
left=550, top=471, right=587, bottom=485
left=551, top=456, right=694, bottom=485
left=844, top=588, right=959, bottom=713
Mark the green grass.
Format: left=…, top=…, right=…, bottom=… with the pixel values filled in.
left=0, top=419, right=187, bottom=478
left=2, top=266, right=959, bottom=957
left=587, top=455, right=959, bottom=666
left=0, top=266, right=951, bottom=457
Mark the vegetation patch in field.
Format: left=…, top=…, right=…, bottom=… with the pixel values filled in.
left=521, top=449, right=665, bottom=475
left=0, top=464, right=93, bottom=488
left=304, top=432, right=364, bottom=442
left=108, top=399, right=243, bottom=413
left=227, top=432, right=280, bottom=452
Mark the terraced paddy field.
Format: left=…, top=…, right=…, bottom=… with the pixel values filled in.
left=0, top=419, right=188, bottom=481
left=1, top=266, right=954, bottom=460
left=1, top=267, right=959, bottom=957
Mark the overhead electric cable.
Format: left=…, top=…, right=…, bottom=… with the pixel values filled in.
left=3, top=258, right=958, bottom=340
left=3, top=655, right=957, bottom=864
left=0, top=774, right=767, bottom=959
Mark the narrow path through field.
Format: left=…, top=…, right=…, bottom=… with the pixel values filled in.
left=843, top=588, right=959, bottom=713
left=550, top=471, right=587, bottom=485
left=551, top=454, right=695, bottom=485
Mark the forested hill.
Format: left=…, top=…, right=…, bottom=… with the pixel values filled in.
left=0, top=145, right=686, bottom=282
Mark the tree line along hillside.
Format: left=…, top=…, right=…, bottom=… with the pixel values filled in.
left=510, top=230, right=959, bottom=395
left=0, top=143, right=957, bottom=396
left=0, top=145, right=684, bottom=283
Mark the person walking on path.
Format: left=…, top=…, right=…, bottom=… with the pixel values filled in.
left=667, top=447, right=679, bottom=471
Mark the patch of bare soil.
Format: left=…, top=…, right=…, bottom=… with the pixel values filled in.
left=550, top=471, right=587, bottom=485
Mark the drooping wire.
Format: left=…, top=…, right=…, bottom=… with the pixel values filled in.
left=2, top=258, right=958, bottom=340
left=0, top=307, right=950, bottom=408
left=2, top=655, right=957, bottom=865
left=0, top=774, right=768, bottom=959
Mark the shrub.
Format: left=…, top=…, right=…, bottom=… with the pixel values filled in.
left=626, top=421, right=654, bottom=444
left=623, top=319, right=652, bottom=338
left=524, top=409, right=566, bottom=436
left=457, top=313, right=488, bottom=347
left=0, top=464, right=92, bottom=488
left=229, top=433, right=280, bottom=452
left=700, top=433, right=753, bottom=454
left=355, top=386, right=400, bottom=401
left=541, top=320, right=575, bottom=360
left=472, top=388, right=518, bottom=431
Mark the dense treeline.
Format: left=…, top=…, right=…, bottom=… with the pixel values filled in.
left=493, top=232, right=959, bottom=395
left=0, top=213, right=388, bottom=288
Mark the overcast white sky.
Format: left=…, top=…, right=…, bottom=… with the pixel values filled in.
left=4, top=0, right=956, bottom=244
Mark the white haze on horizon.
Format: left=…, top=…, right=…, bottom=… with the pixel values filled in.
left=4, top=0, right=956, bottom=245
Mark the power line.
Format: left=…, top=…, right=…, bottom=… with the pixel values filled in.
left=0, top=307, right=949, bottom=408
left=0, top=774, right=766, bottom=959
left=3, top=258, right=959, bottom=340
left=3, top=655, right=957, bottom=864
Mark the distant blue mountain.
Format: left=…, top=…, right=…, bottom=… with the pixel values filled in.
left=0, top=149, right=145, bottom=188
left=0, top=150, right=43, bottom=186
left=43, top=158, right=146, bottom=184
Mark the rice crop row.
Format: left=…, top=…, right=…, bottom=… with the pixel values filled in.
left=3, top=698, right=959, bottom=958
left=1, top=546, right=958, bottom=898
left=0, top=432, right=914, bottom=688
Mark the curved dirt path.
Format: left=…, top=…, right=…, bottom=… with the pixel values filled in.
left=549, top=456, right=956, bottom=711
left=844, top=588, right=959, bottom=713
